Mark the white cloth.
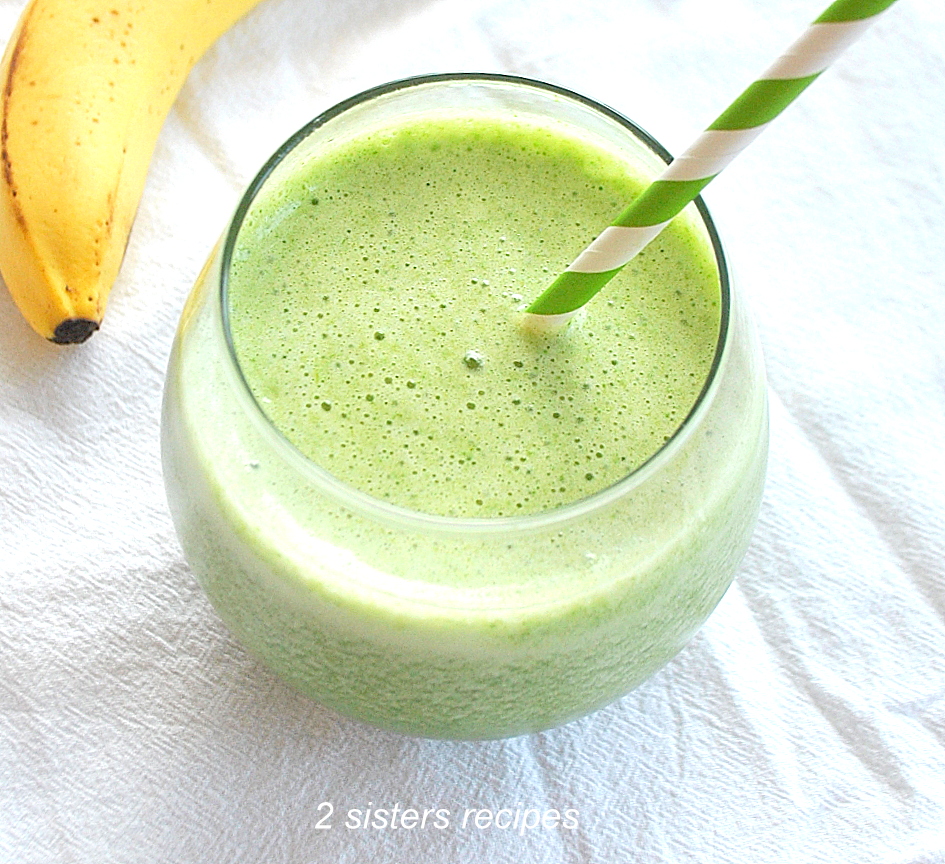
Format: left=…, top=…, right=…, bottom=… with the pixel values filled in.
left=2, top=0, right=944, bottom=861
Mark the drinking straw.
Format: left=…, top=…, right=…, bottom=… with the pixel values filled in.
left=524, top=0, right=900, bottom=327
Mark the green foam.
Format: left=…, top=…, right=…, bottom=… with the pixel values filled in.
left=227, top=114, right=721, bottom=518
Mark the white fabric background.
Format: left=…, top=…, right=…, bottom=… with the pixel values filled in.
left=2, top=0, right=944, bottom=861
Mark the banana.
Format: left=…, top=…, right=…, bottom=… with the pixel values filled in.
left=0, top=0, right=266, bottom=343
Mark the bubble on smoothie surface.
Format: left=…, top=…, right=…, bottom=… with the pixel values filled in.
left=463, top=349, right=485, bottom=369
left=227, top=115, right=721, bottom=518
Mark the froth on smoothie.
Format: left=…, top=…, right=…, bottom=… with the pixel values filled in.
left=226, top=113, right=721, bottom=518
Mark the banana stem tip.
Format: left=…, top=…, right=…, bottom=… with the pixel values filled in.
left=51, top=318, right=100, bottom=344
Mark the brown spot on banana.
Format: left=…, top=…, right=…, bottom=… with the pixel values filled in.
left=1, top=8, right=31, bottom=231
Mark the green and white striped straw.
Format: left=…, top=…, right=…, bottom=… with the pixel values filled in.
left=524, top=0, right=899, bottom=327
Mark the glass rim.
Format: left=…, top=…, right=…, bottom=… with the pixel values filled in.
left=218, top=72, right=732, bottom=536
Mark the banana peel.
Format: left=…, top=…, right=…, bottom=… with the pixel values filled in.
left=0, top=0, right=265, bottom=343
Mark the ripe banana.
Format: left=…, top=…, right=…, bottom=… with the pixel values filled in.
left=0, top=0, right=266, bottom=343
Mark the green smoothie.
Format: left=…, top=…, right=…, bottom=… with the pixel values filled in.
left=227, top=115, right=720, bottom=518
left=162, top=77, right=768, bottom=738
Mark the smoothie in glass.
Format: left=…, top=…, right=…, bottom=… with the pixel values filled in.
left=161, top=75, right=768, bottom=739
